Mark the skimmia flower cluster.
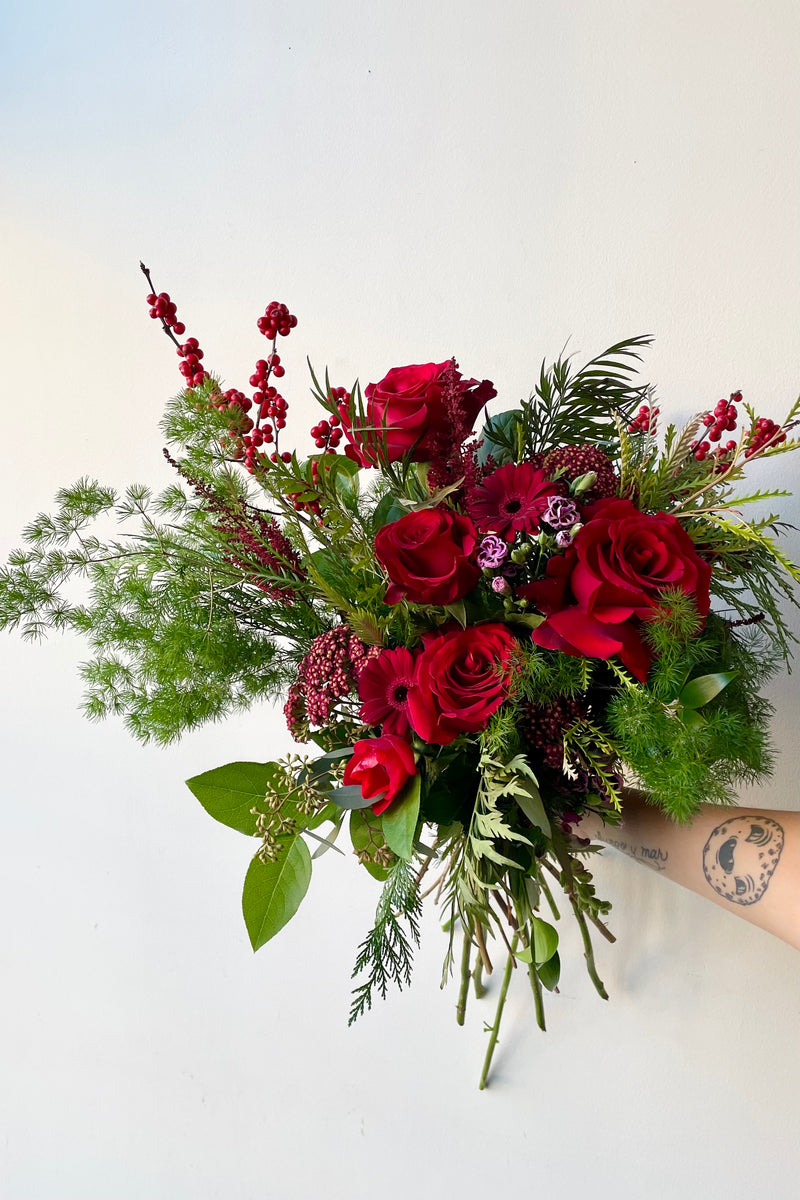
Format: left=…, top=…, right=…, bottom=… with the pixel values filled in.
left=1, top=269, right=798, bottom=1089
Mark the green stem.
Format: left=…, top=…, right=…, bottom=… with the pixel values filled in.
left=456, top=924, right=472, bottom=1026
left=538, top=870, right=561, bottom=921
left=552, top=834, right=609, bottom=1001
left=527, top=960, right=547, bottom=1030
left=572, top=899, right=608, bottom=1000
left=472, top=957, right=487, bottom=999
left=478, top=933, right=518, bottom=1091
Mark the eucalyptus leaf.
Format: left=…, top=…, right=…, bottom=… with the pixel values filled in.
left=531, top=915, right=559, bottom=964
left=381, top=774, right=421, bottom=861
left=309, top=822, right=345, bottom=859
left=242, top=834, right=312, bottom=951
left=328, top=783, right=378, bottom=811
left=186, top=761, right=286, bottom=836
left=300, top=747, right=354, bottom=784
left=679, top=670, right=738, bottom=709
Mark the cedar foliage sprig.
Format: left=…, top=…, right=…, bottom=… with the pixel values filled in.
left=349, top=857, right=423, bottom=1024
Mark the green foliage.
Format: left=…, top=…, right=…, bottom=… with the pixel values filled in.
left=453, top=752, right=537, bottom=925
left=0, top=477, right=327, bottom=744
left=696, top=514, right=799, bottom=662
left=242, top=833, right=312, bottom=951
left=349, top=857, right=422, bottom=1024
left=350, top=809, right=394, bottom=881
left=607, top=616, right=776, bottom=820
left=514, top=642, right=596, bottom=704
left=186, top=761, right=289, bottom=835
left=513, top=336, right=653, bottom=458
left=380, top=774, right=421, bottom=860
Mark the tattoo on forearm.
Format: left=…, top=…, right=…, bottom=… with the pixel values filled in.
left=602, top=833, right=669, bottom=871
left=702, top=816, right=784, bottom=905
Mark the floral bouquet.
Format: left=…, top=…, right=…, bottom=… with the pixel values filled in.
left=2, top=266, right=797, bottom=1087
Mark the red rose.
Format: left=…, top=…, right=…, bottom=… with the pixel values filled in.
left=343, top=360, right=496, bottom=465
left=520, top=499, right=712, bottom=681
left=375, top=508, right=481, bottom=606
left=343, top=734, right=417, bottom=816
left=407, top=624, right=518, bottom=745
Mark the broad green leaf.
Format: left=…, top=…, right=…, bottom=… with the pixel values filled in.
left=442, top=600, right=467, bottom=627
left=321, top=454, right=361, bottom=501
left=242, top=834, right=312, bottom=951
left=679, top=670, right=737, bottom=710
left=381, top=774, right=421, bottom=861
left=514, top=778, right=552, bottom=837
left=350, top=809, right=393, bottom=881
left=515, top=944, right=533, bottom=964
left=506, top=612, right=545, bottom=630
left=537, top=951, right=561, bottom=991
left=478, top=409, right=520, bottom=466
left=679, top=707, right=706, bottom=730
left=371, top=493, right=407, bottom=530
left=186, top=761, right=286, bottom=835
left=308, top=548, right=346, bottom=591
left=531, top=915, right=559, bottom=964
left=328, top=783, right=378, bottom=810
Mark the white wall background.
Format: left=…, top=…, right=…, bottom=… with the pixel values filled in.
left=1, top=2, right=798, bottom=1197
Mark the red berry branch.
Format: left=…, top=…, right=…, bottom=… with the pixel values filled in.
left=628, top=402, right=660, bottom=434
left=140, top=263, right=301, bottom=474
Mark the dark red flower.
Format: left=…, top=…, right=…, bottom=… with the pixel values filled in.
left=343, top=735, right=417, bottom=815
left=467, top=462, right=562, bottom=541
left=342, top=361, right=496, bottom=466
left=375, top=507, right=481, bottom=606
left=407, top=624, right=518, bottom=745
left=358, top=646, right=418, bottom=737
left=519, top=499, right=712, bottom=681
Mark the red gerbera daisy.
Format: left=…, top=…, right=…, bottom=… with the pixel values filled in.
left=467, top=462, right=561, bottom=541
left=358, top=646, right=418, bottom=737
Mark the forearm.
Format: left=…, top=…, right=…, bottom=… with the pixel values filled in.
left=576, top=790, right=799, bottom=948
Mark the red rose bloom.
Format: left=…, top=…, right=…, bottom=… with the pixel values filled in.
left=343, top=361, right=496, bottom=466
left=343, top=734, right=417, bottom=816
left=467, top=462, right=562, bottom=541
left=520, top=498, right=712, bottom=681
left=358, top=646, right=418, bottom=737
left=375, top=508, right=481, bottom=606
left=407, top=624, right=518, bottom=745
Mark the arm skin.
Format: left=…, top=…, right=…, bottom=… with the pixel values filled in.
left=575, top=789, right=799, bottom=949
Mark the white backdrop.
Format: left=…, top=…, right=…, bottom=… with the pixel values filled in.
left=1, top=2, right=798, bottom=1197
